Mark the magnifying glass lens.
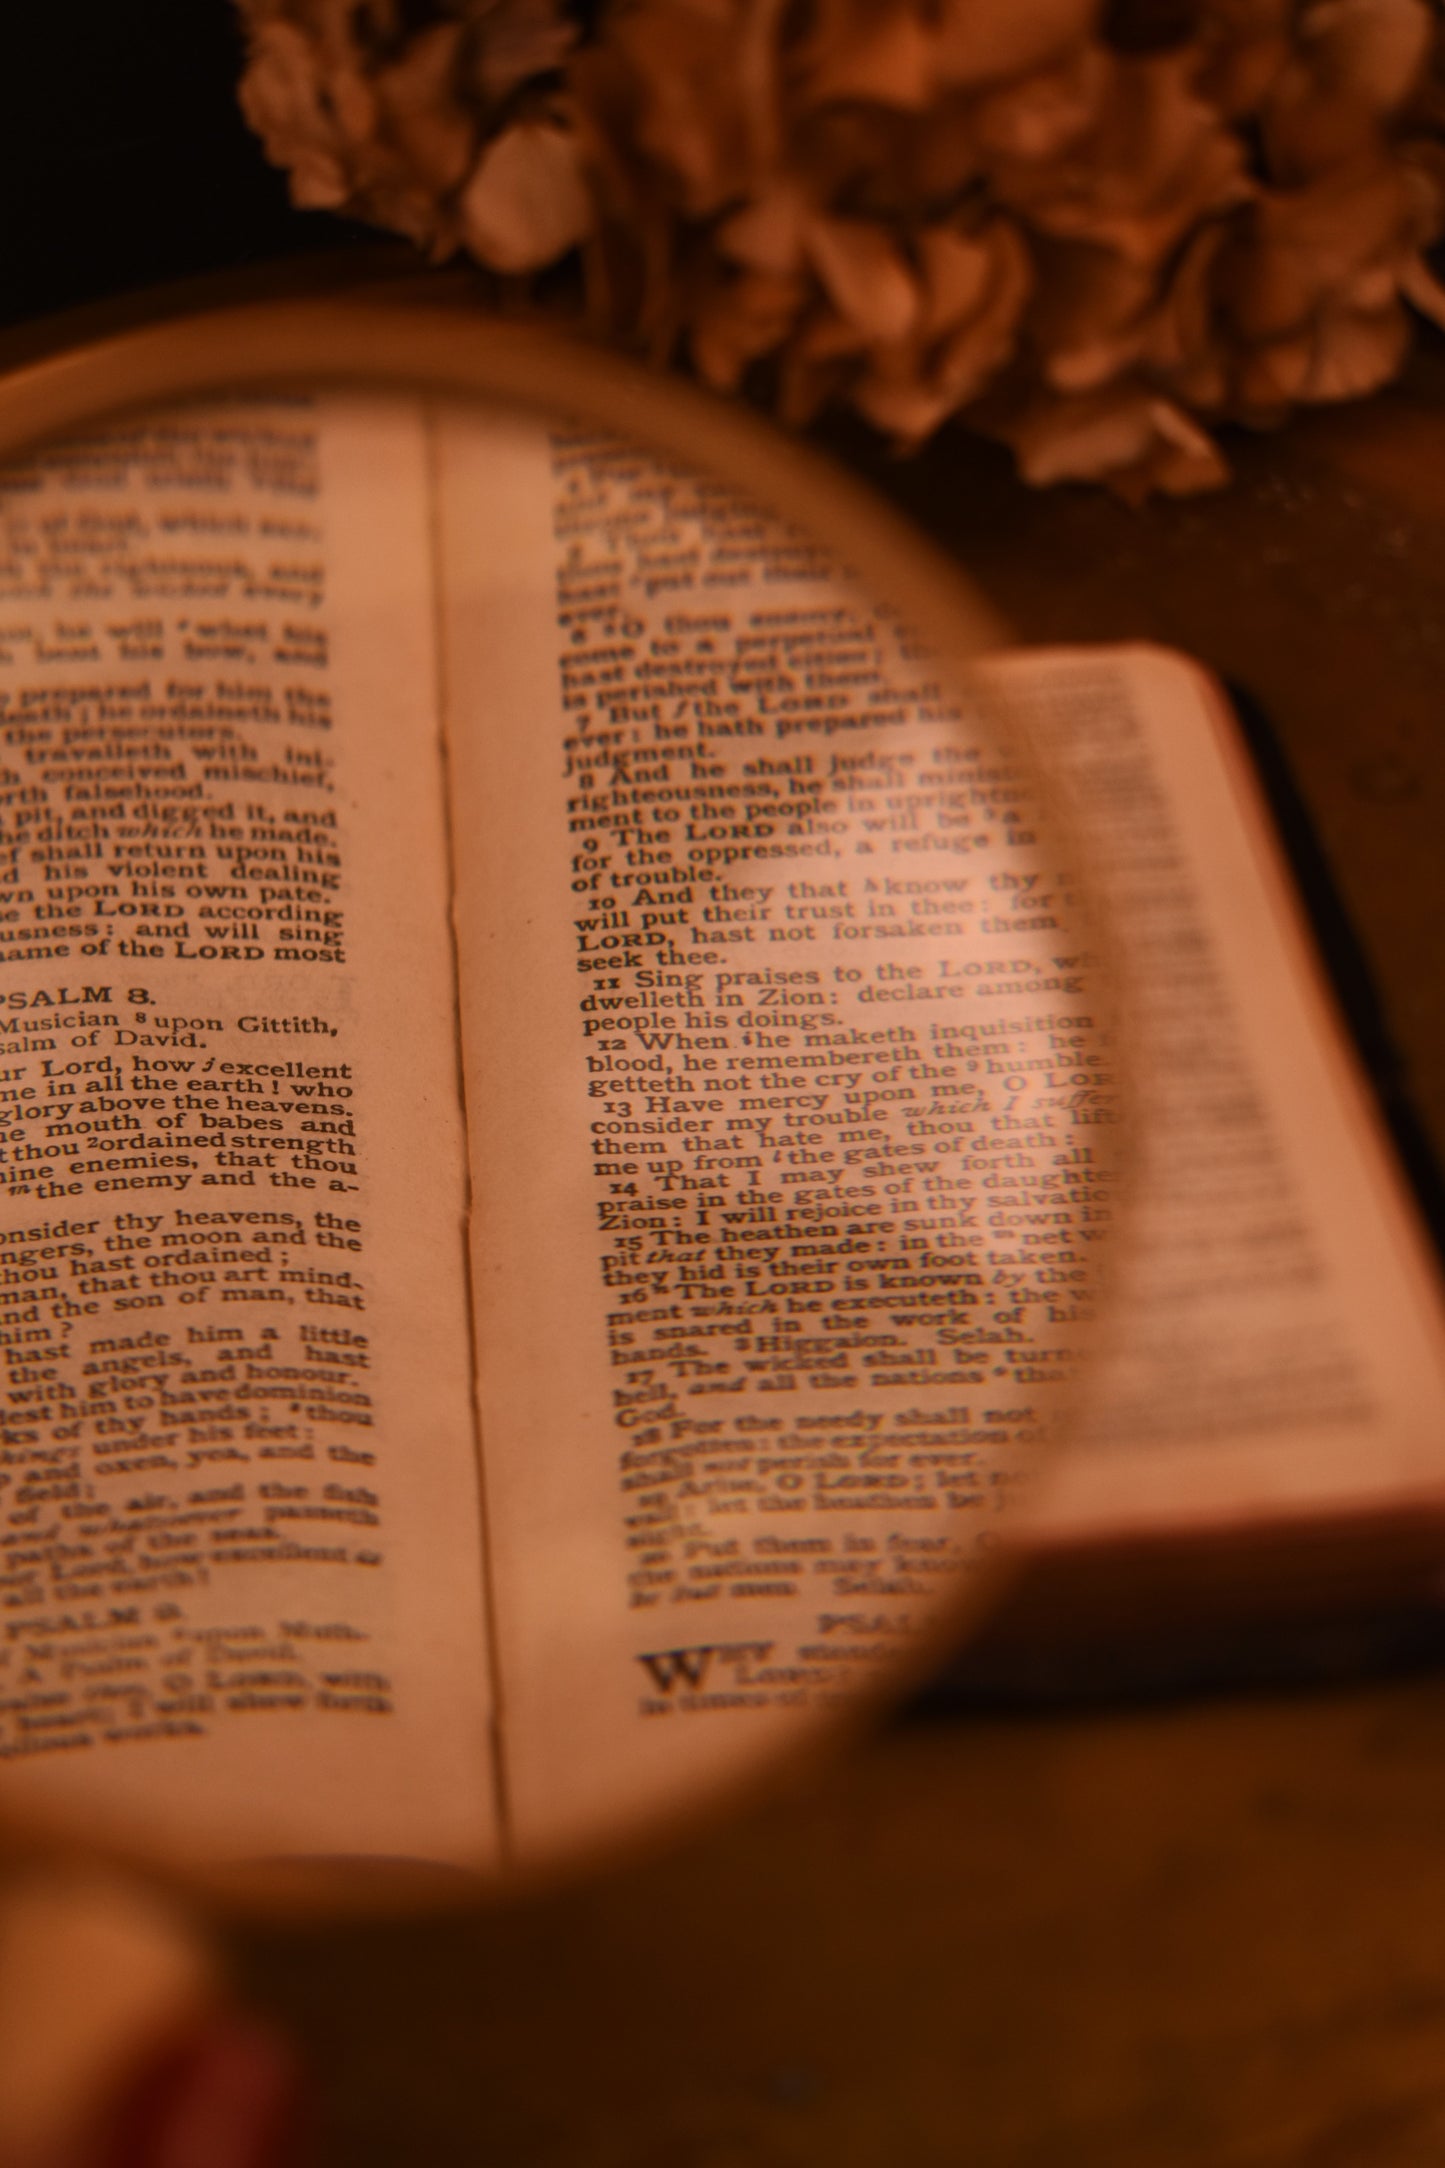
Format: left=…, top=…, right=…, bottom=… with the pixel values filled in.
left=0, top=313, right=1122, bottom=1898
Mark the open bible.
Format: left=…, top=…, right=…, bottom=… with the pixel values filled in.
left=0, top=377, right=1441, bottom=1877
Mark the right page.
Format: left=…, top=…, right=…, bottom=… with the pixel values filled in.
left=433, top=410, right=1117, bottom=1867
left=1007, top=646, right=1445, bottom=1541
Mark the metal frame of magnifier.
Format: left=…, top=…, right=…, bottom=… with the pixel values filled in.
left=0, top=295, right=1137, bottom=1911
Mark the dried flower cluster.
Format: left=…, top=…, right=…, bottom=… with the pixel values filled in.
left=237, top=0, right=1445, bottom=492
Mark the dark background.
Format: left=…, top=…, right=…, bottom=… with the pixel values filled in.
left=0, top=2, right=376, bottom=330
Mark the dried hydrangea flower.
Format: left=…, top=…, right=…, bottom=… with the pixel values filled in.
left=237, top=0, right=583, bottom=255
left=239, top=4, right=480, bottom=244
left=234, top=0, right=1445, bottom=494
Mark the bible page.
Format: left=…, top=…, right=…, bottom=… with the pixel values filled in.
left=1007, top=648, right=1445, bottom=1542
left=0, top=394, right=498, bottom=1869
left=433, top=407, right=1118, bottom=1868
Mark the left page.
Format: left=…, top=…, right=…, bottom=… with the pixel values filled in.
left=0, top=393, right=497, bottom=1868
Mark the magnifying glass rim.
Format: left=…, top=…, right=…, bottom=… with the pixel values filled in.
left=0, top=290, right=1137, bottom=1915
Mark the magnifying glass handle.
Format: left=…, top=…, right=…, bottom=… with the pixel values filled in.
left=0, top=1871, right=304, bottom=2168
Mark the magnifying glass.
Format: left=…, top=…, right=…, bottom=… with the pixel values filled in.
left=0, top=291, right=1126, bottom=1909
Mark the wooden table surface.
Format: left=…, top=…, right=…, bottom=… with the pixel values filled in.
left=228, top=1677, right=1445, bottom=2168
left=213, top=338, right=1445, bottom=2168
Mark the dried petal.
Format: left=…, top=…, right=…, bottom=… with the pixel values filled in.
left=971, top=44, right=1109, bottom=167
left=913, top=227, right=996, bottom=339
left=804, top=216, right=920, bottom=341
left=375, top=23, right=475, bottom=195
left=1300, top=298, right=1411, bottom=398
left=1142, top=434, right=1233, bottom=497
left=1143, top=221, right=1230, bottom=406
left=1193, top=0, right=1294, bottom=113
left=1234, top=328, right=1316, bottom=406
left=237, top=19, right=352, bottom=210
left=716, top=184, right=810, bottom=274
left=458, top=119, right=594, bottom=271
left=605, top=0, right=755, bottom=216
left=789, top=302, right=873, bottom=364
left=1197, top=31, right=1293, bottom=118
left=1259, top=0, right=1432, bottom=178
left=848, top=219, right=1031, bottom=444
left=462, top=0, right=580, bottom=107
left=1261, top=73, right=1392, bottom=179
left=994, top=383, right=1227, bottom=491
left=850, top=370, right=962, bottom=439
left=992, top=52, right=1251, bottom=267
left=929, top=0, right=1104, bottom=92
left=1217, top=157, right=1417, bottom=340
left=799, top=2, right=938, bottom=111
left=690, top=268, right=808, bottom=388
left=1299, top=0, right=1432, bottom=113
left=1025, top=237, right=1155, bottom=387
left=777, top=344, right=853, bottom=426
left=933, top=219, right=1034, bottom=396
left=328, top=62, right=380, bottom=150
left=888, top=94, right=986, bottom=204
